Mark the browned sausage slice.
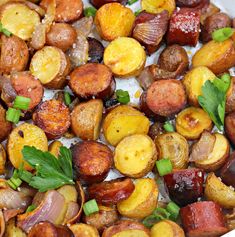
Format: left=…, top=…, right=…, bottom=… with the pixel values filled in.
left=146, top=79, right=186, bottom=117
left=40, top=0, right=83, bottom=23
left=33, top=99, right=71, bottom=139
left=69, top=63, right=115, bottom=100
left=10, top=72, right=44, bottom=111
left=72, top=141, right=113, bottom=184
left=0, top=104, right=12, bottom=142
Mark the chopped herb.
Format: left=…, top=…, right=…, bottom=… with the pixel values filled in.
left=116, top=89, right=130, bottom=104
left=84, top=7, right=97, bottom=17
left=0, top=22, right=12, bottom=37
left=156, top=159, right=173, bottom=176
left=83, top=199, right=99, bottom=216
left=128, top=0, right=138, bottom=5
left=212, top=27, right=234, bottom=42
left=6, top=108, right=21, bottom=124
left=64, top=92, right=72, bottom=106
left=134, top=9, right=142, bottom=16
left=163, top=121, right=174, bottom=132
left=166, top=201, right=180, bottom=221
left=26, top=204, right=36, bottom=213
left=13, top=96, right=31, bottom=110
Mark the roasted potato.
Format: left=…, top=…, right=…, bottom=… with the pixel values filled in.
left=141, top=0, right=175, bottom=15
left=226, top=76, right=235, bottom=113
left=0, top=2, right=40, bottom=40
left=69, top=224, right=99, bottom=237
left=200, top=3, right=220, bottom=25
left=104, top=37, right=146, bottom=77
left=176, top=107, right=213, bottom=140
left=117, top=178, right=158, bottom=219
left=83, top=206, right=118, bottom=232
left=0, top=145, right=6, bottom=175
left=95, top=3, right=135, bottom=41
left=46, top=23, right=77, bottom=51
left=30, top=46, right=71, bottom=89
left=71, top=99, right=103, bottom=140
left=0, top=104, right=12, bottom=143
left=155, top=132, right=189, bottom=169
left=195, top=133, right=230, bottom=171
left=205, top=172, right=235, bottom=208
left=151, top=220, right=185, bottom=237
left=7, top=123, right=48, bottom=170
left=103, top=105, right=150, bottom=146
left=183, top=66, right=216, bottom=106
left=102, top=220, right=150, bottom=237
left=192, top=39, right=235, bottom=74
left=49, top=141, right=63, bottom=157
left=221, top=152, right=235, bottom=188
left=4, top=218, right=26, bottom=237
left=114, top=134, right=157, bottom=178
left=0, top=35, right=29, bottom=74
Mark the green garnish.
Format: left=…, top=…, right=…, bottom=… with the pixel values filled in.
left=198, top=74, right=231, bottom=131
left=128, top=0, right=138, bottom=5
left=156, top=159, right=173, bottom=177
left=6, top=108, right=21, bottom=124
left=21, top=146, right=74, bottom=192
left=84, top=7, right=97, bottom=17
left=134, top=9, right=142, bottom=16
left=116, top=89, right=130, bottom=104
left=212, top=27, right=234, bottom=42
left=26, top=204, right=36, bottom=213
left=64, top=92, right=72, bottom=106
left=163, top=121, right=174, bottom=132
left=13, top=96, right=31, bottom=110
left=0, top=22, right=12, bottom=37
left=166, top=201, right=180, bottom=221
left=83, top=199, right=99, bottom=216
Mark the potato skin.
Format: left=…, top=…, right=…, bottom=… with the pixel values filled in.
left=0, top=35, right=29, bottom=74
left=33, top=99, right=71, bottom=139
left=72, top=141, right=113, bottom=184
left=102, top=220, right=150, bottom=237
left=46, top=23, right=77, bottom=51
left=88, top=178, right=135, bottom=205
left=225, top=111, right=235, bottom=146
left=0, top=104, right=12, bottom=142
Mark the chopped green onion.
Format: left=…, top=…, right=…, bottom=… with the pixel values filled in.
left=212, top=27, right=233, bottom=42
left=9, top=177, right=22, bottom=189
left=26, top=204, right=36, bottom=213
left=83, top=199, right=99, bottom=216
left=156, top=159, right=173, bottom=176
left=7, top=180, right=17, bottom=190
left=134, top=9, right=142, bottom=16
left=0, top=22, right=12, bottom=37
left=64, top=92, right=72, bottom=106
left=13, top=96, right=31, bottom=110
left=116, top=89, right=130, bottom=104
left=166, top=201, right=180, bottom=220
left=128, top=0, right=138, bottom=5
left=84, top=7, right=97, bottom=17
left=19, top=170, right=33, bottom=183
left=6, top=108, right=21, bottom=124
left=163, top=121, right=174, bottom=132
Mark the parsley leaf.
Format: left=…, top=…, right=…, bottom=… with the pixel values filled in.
left=22, top=146, right=74, bottom=192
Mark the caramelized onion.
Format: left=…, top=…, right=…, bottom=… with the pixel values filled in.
left=3, top=209, right=24, bottom=222
left=72, top=17, right=93, bottom=37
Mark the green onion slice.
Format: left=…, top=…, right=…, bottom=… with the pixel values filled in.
left=83, top=199, right=99, bottom=216
left=84, top=7, right=97, bottom=17
left=156, top=159, right=173, bottom=176
left=0, top=22, right=12, bottom=37
left=212, top=27, right=234, bottom=42
left=7, top=180, right=17, bottom=190
left=163, top=121, right=174, bottom=132
left=116, top=89, right=130, bottom=104
left=13, top=96, right=31, bottom=110
left=128, top=0, right=138, bottom=5
left=64, top=92, right=72, bottom=106
left=134, top=9, right=142, bottom=16
left=166, top=201, right=180, bottom=220
left=26, top=204, right=36, bottom=213
left=6, top=108, right=21, bottom=124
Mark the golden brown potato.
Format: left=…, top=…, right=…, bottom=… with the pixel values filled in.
left=141, top=0, right=176, bottom=15
left=0, top=145, right=6, bottom=175
left=176, top=107, right=213, bottom=140
left=0, top=104, right=12, bottom=143
left=103, top=105, right=150, bottom=146
left=46, top=23, right=77, bottom=51
left=151, top=220, right=185, bottom=237
left=114, top=134, right=157, bottom=178
left=49, top=141, right=63, bottom=157
left=200, top=3, right=220, bottom=25
left=117, top=178, right=158, bottom=219
left=95, top=3, right=135, bottom=41
left=5, top=218, right=26, bottom=237
left=104, top=37, right=146, bottom=77
left=7, top=123, right=48, bottom=171
left=71, top=99, right=103, bottom=140
left=0, top=35, right=29, bottom=74
left=192, top=39, right=235, bottom=74
left=69, top=224, right=99, bottom=237
left=155, top=132, right=189, bottom=169
left=102, top=220, right=150, bottom=237
left=30, top=46, right=71, bottom=89
left=205, top=173, right=235, bottom=208
left=195, top=134, right=230, bottom=171
left=83, top=206, right=118, bottom=232
left=0, top=2, right=40, bottom=40
left=183, top=66, right=216, bottom=107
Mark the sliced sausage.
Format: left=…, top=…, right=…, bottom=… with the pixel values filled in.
left=40, top=0, right=83, bottom=23
left=10, top=72, right=44, bottom=111
left=180, top=201, right=228, bottom=237
left=176, top=0, right=204, bottom=7
left=0, top=104, right=12, bottom=142
left=0, top=35, right=29, bottom=74
left=201, top=12, right=232, bottom=43
left=69, top=63, right=115, bottom=100
left=225, top=112, right=235, bottom=146
left=33, top=99, right=71, bottom=139
left=88, top=178, right=135, bottom=205
left=88, top=37, right=104, bottom=63
left=90, top=0, right=127, bottom=9
left=46, top=23, right=77, bottom=51
left=72, top=141, right=113, bottom=184
left=146, top=79, right=187, bottom=117
left=221, top=152, right=235, bottom=188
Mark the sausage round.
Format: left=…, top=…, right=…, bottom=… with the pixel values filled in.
left=221, top=152, right=235, bottom=188
left=87, top=37, right=104, bottom=63
left=69, top=63, right=115, bottom=100
left=146, top=79, right=187, bottom=117
left=0, top=104, right=12, bottom=142
left=46, top=23, right=77, bottom=51
left=176, top=0, right=202, bottom=7
left=72, top=141, right=113, bottom=184
left=33, top=99, right=71, bottom=139
left=225, top=112, right=235, bottom=146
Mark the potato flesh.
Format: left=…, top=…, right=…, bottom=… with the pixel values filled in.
left=141, top=0, right=175, bottom=15
left=49, top=141, right=63, bottom=157
left=151, top=222, right=174, bottom=237
left=114, top=135, right=156, bottom=176
left=69, top=224, right=99, bottom=237
left=1, top=3, right=40, bottom=40
left=7, top=123, right=48, bottom=170
left=30, top=46, right=61, bottom=84
left=57, top=185, right=78, bottom=203
left=113, top=230, right=149, bottom=237
left=104, top=37, right=146, bottom=77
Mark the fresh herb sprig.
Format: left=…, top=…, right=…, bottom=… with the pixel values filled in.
left=198, top=74, right=231, bottom=131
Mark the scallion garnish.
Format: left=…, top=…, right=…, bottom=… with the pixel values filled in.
left=212, top=27, right=233, bottom=42
left=13, top=96, right=31, bottom=110
left=128, top=0, right=138, bottom=5
left=64, top=92, right=72, bottom=106
left=83, top=199, right=99, bottom=216
left=166, top=201, right=180, bottom=220
left=26, top=204, right=36, bottom=213
left=6, top=108, right=21, bottom=124
left=163, top=121, right=174, bottom=132
left=134, top=9, right=142, bottom=16
left=116, top=89, right=130, bottom=104
left=156, top=159, right=173, bottom=177
left=84, top=7, right=97, bottom=17
left=0, top=22, right=12, bottom=37
left=7, top=180, right=17, bottom=190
